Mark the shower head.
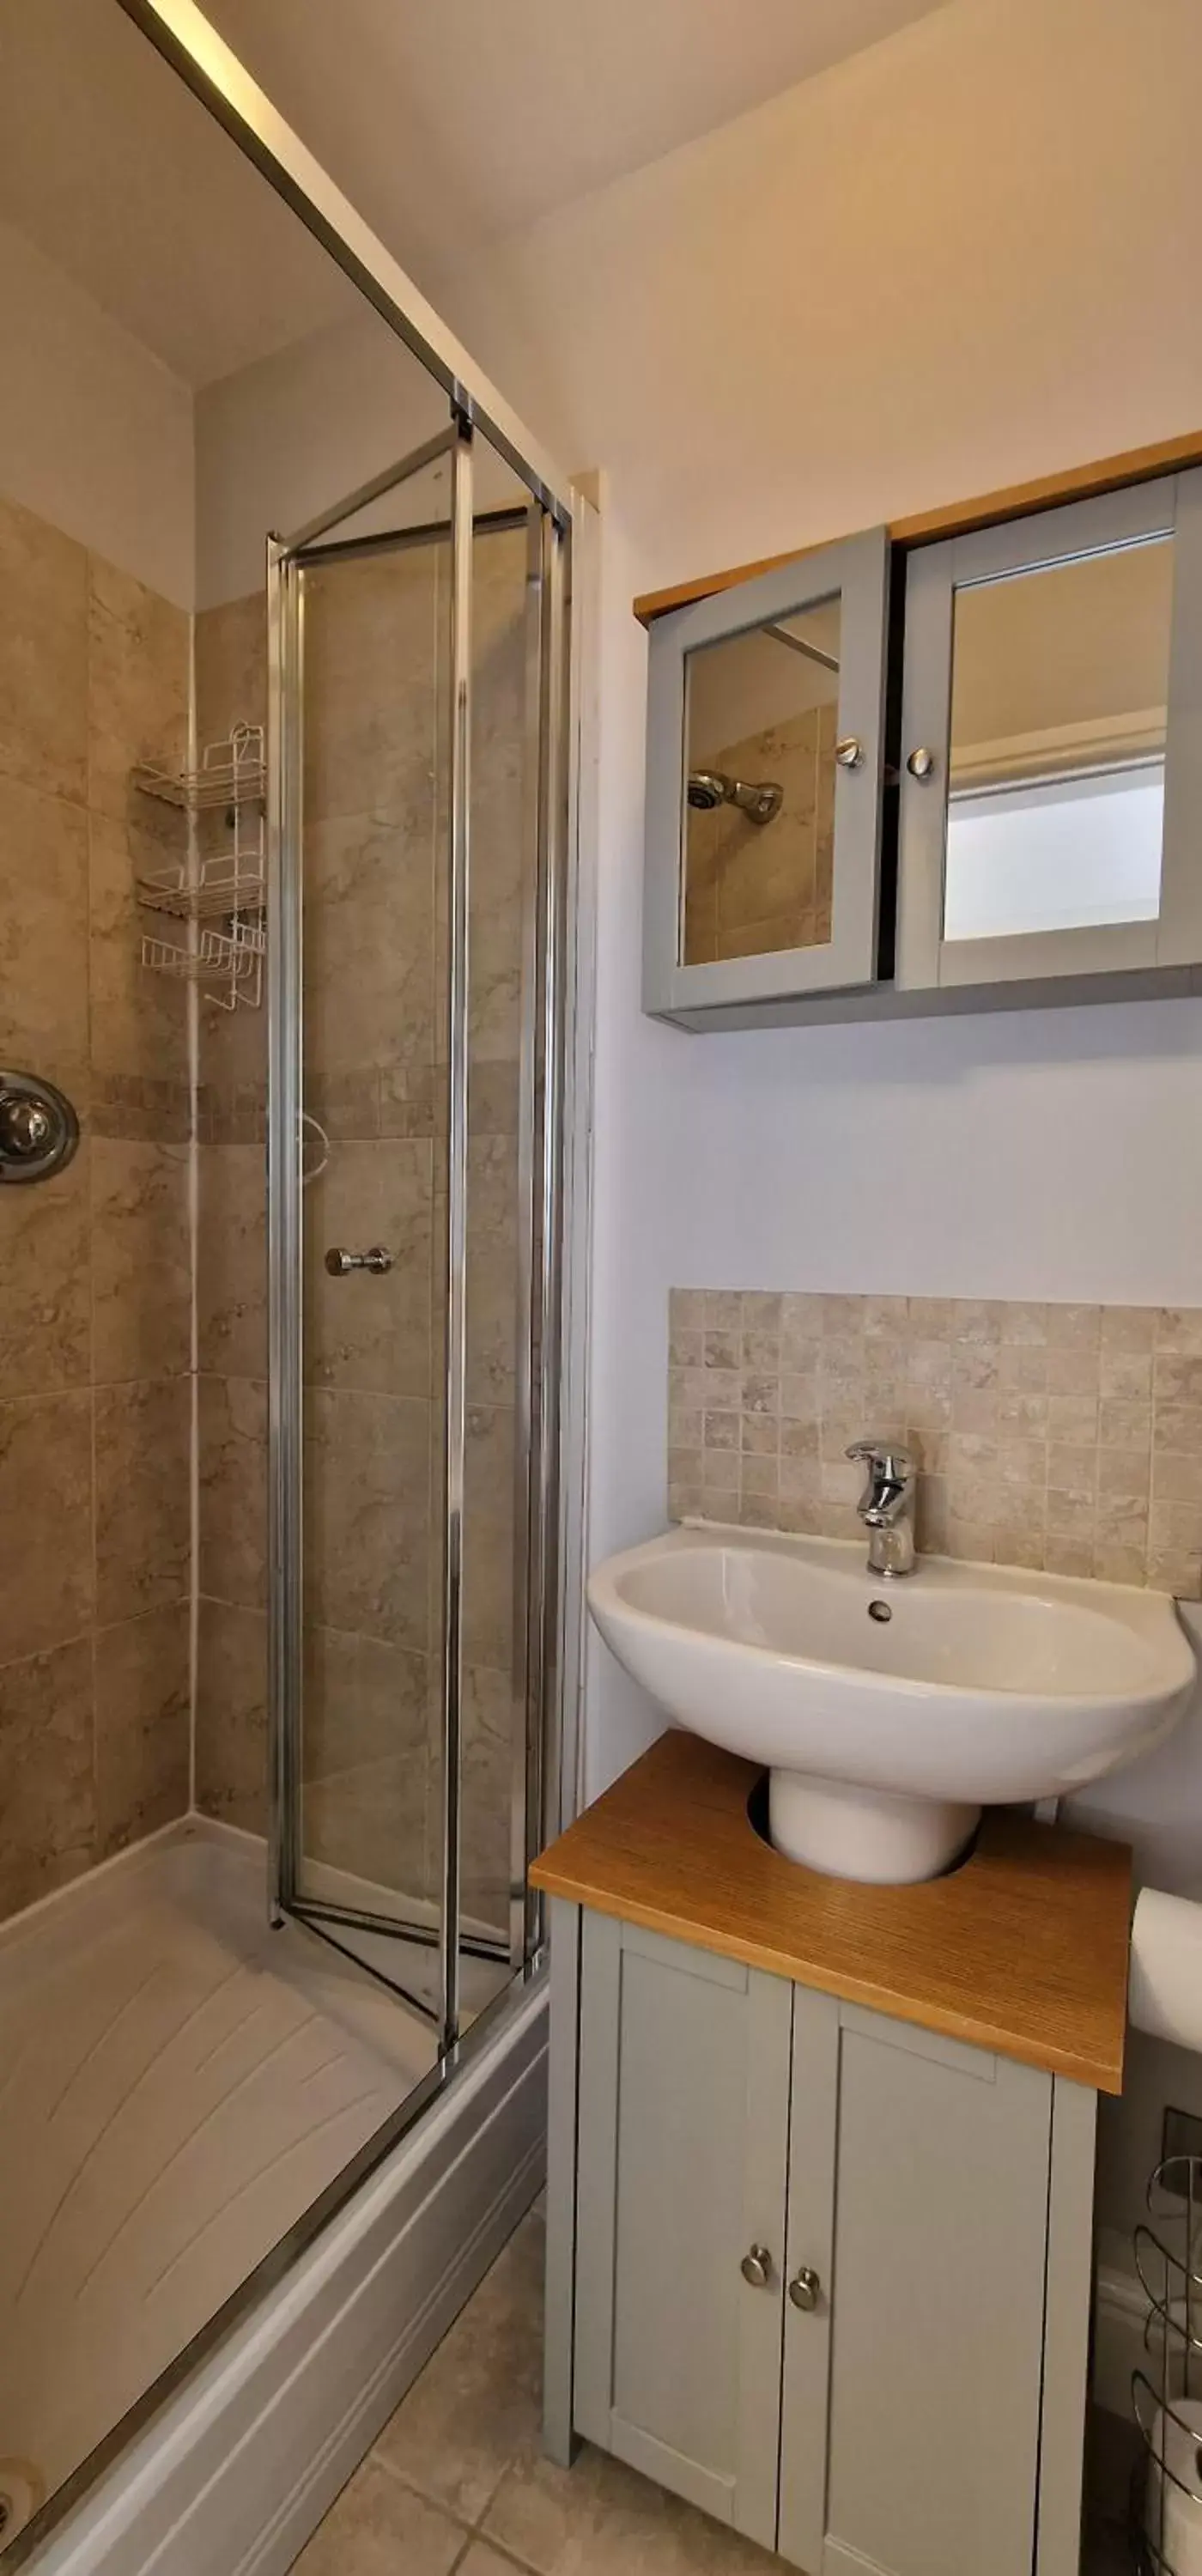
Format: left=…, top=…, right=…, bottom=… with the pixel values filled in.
left=687, top=770, right=783, bottom=826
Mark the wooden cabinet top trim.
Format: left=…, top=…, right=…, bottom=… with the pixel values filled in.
left=531, top=1728, right=1132, bottom=2093
left=632, top=427, right=1202, bottom=627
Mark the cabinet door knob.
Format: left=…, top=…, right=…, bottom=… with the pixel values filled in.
left=834, top=735, right=864, bottom=771
left=740, top=2244, right=773, bottom=2289
left=906, top=745, right=936, bottom=780
left=788, top=2265, right=822, bottom=2312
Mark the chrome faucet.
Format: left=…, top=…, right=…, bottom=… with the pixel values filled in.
left=846, top=1440, right=918, bottom=1578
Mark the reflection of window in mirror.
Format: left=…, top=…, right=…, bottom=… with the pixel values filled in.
left=681, top=596, right=841, bottom=964
left=943, top=538, right=1173, bottom=942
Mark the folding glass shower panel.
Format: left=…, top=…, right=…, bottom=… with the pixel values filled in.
left=269, top=416, right=567, bottom=2049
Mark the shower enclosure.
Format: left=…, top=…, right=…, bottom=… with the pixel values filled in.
left=0, top=0, right=586, bottom=2563
left=267, top=421, right=571, bottom=2045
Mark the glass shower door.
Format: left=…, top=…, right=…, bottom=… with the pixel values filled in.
left=267, top=414, right=568, bottom=2050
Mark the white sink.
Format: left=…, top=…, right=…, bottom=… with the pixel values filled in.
left=587, top=1525, right=1195, bottom=1884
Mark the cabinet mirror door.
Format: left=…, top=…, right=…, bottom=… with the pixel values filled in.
left=897, top=469, right=1202, bottom=992
left=644, top=529, right=889, bottom=1019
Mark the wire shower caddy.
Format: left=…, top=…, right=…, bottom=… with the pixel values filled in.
left=135, top=721, right=265, bottom=1010
left=1133, top=2154, right=1202, bottom=2572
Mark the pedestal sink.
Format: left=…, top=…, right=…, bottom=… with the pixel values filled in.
left=587, top=1525, right=1195, bottom=1884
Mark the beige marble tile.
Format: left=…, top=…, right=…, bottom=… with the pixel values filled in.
left=374, top=2211, right=543, bottom=2524
left=195, top=1598, right=269, bottom=1834
left=302, top=1748, right=428, bottom=1905
left=302, top=544, right=440, bottom=826
left=0, top=1139, right=91, bottom=1398
left=0, top=1635, right=94, bottom=1923
left=289, top=2457, right=464, bottom=2576
left=304, top=1388, right=430, bottom=1649
left=465, top=1133, right=519, bottom=1406
left=92, top=1139, right=191, bottom=1382
left=89, top=811, right=189, bottom=1085
left=304, top=1139, right=434, bottom=1397
left=0, top=494, right=88, bottom=806
left=86, top=552, right=189, bottom=822
left=483, top=2435, right=780, bottom=2576
left=0, top=774, right=89, bottom=1085
left=302, top=1622, right=428, bottom=1788
left=94, top=1601, right=190, bottom=1856
left=0, top=1392, right=93, bottom=1656
left=197, top=1142, right=267, bottom=1378
left=303, top=809, right=435, bottom=1075
left=198, top=1374, right=268, bottom=1610
left=194, top=591, right=266, bottom=742
left=95, top=1376, right=190, bottom=1623
left=464, top=1404, right=516, bottom=1670
left=458, top=1662, right=516, bottom=1936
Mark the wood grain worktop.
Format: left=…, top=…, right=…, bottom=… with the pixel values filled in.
left=531, top=1728, right=1133, bottom=2094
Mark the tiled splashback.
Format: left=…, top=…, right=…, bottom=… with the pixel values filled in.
left=667, top=1290, right=1202, bottom=1599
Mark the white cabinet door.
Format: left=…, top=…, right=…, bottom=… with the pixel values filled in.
left=815, top=2005, right=1052, bottom=2576
left=573, top=1915, right=798, bottom=2549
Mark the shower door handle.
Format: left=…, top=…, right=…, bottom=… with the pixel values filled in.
left=324, top=1244, right=393, bottom=1275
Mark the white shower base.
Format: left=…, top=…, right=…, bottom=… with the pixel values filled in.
left=0, top=1819, right=437, bottom=2545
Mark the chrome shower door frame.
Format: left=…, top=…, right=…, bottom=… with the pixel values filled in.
left=267, top=428, right=574, bottom=2055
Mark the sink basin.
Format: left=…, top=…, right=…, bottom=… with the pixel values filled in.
left=587, top=1525, right=1195, bottom=1883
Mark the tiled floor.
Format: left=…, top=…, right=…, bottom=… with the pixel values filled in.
left=290, top=2208, right=1135, bottom=2576
left=289, top=2207, right=779, bottom=2576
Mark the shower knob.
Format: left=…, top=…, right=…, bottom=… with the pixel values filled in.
left=0, top=1071, right=79, bottom=1183
left=325, top=1244, right=393, bottom=1275
left=834, top=736, right=865, bottom=770
left=906, top=746, right=937, bottom=779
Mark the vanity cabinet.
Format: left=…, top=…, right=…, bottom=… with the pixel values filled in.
left=544, top=1901, right=1097, bottom=2576
left=642, top=447, right=1202, bottom=1029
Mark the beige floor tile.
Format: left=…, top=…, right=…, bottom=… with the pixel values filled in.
left=456, top=2548, right=536, bottom=2576
left=289, top=2457, right=465, bottom=2576
left=482, top=2442, right=780, bottom=2576
left=372, top=2211, right=544, bottom=2524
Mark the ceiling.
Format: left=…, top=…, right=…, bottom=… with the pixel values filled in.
left=0, top=0, right=947, bottom=388
left=202, top=0, right=949, bottom=293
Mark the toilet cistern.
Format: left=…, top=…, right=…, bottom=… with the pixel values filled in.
left=847, top=1439, right=917, bottom=1578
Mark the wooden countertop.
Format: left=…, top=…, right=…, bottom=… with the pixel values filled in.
left=531, top=1729, right=1133, bottom=2094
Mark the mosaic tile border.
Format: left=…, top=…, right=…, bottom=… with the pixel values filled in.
left=668, top=1290, right=1202, bottom=1597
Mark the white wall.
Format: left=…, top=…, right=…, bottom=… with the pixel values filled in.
left=440, top=0, right=1202, bottom=1818
left=0, top=218, right=194, bottom=605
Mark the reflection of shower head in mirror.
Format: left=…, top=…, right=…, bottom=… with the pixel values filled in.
left=686, top=771, right=783, bottom=825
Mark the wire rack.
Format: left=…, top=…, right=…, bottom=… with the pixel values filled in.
left=136, top=724, right=265, bottom=1009
left=1133, top=2155, right=1202, bottom=2572
left=132, top=720, right=265, bottom=813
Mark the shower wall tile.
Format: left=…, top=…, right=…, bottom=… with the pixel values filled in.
left=95, top=1376, right=191, bottom=1624
left=302, top=810, right=436, bottom=1074
left=94, top=1601, right=191, bottom=1857
left=0, top=493, right=88, bottom=805
left=302, top=547, right=439, bottom=824
left=197, top=1373, right=268, bottom=1611
left=303, top=1388, right=431, bottom=1651
left=92, top=1139, right=191, bottom=1383
left=194, top=1598, right=269, bottom=1837
left=86, top=553, right=189, bottom=823
left=463, top=1403, right=516, bottom=1671
left=0, top=1145, right=92, bottom=1399
left=0, top=1637, right=94, bottom=1921
left=197, top=1142, right=267, bottom=1378
left=88, top=810, right=189, bottom=1087
left=302, top=1138, right=434, bottom=1397
left=0, top=773, right=90, bottom=1090
left=194, top=590, right=266, bottom=741
left=667, top=1289, right=1202, bottom=1596
left=0, top=495, right=196, bottom=1925
left=301, top=1626, right=429, bottom=1900
left=0, top=1392, right=94, bottom=1659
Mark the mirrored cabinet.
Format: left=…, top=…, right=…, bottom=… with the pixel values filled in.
left=643, top=529, right=889, bottom=1019
left=641, top=452, right=1202, bottom=1027
left=896, top=469, right=1202, bottom=996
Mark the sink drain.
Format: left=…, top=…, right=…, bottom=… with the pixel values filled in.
left=0, top=2460, right=45, bottom=2548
